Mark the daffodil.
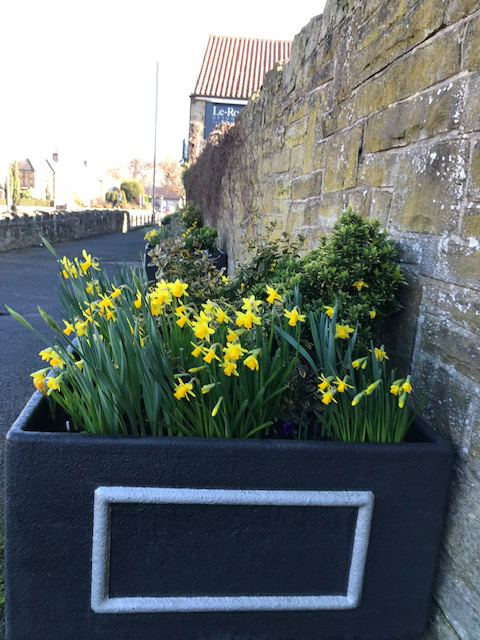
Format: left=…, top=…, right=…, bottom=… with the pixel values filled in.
left=75, top=359, right=84, bottom=371
left=173, top=380, right=195, bottom=401
left=374, top=346, right=389, bottom=361
left=243, top=354, right=259, bottom=371
left=222, top=275, right=229, bottom=284
left=353, top=280, right=368, bottom=291
left=369, top=310, right=376, bottom=319
left=227, top=329, right=239, bottom=343
left=201, top=383, right=216, bottom=394
left=223, top=343, right=248, bottom=361
left=318, top=374, right=333, bottom=392
left=324, top=305, right=334, bottom=318
left=39, top=347, right=54, bottom=363
left=98, top=295, right=114, bottom=311
left=266, top=285, right=282, bottom=304
left=284, top=307, right=306, bottom=327
left=352, top=391, right=365, bottom=406
left=169, top=279, right=189, bottom=298
left=176, top=313, right=188, bottom=328
left=241, top=295, right=262, bottom=313
left=222, top=360, right=239, bottom=377
left=111, top=285, right=122, bottom=299
left=63, top=320, right=74, bottom=336
left=106, top=309, right=116, bottom=322
left=203, top=347, right=219, bottom=364
left=85, top=282, right=94, bottom=295
left=335, top=324, right=355, bottom=340
left=214, top=307, right=231, bottom=324
left=321, top=390, right=337, bottom=405
left=236, top=311, right=261, bottom=329
left=75, top=320, right=88, bottom=337
left=134, top=291, right=142, bottom=309
left=30, top=368, right=49, bottom=394
left=191, top=312, right=215, bottom=341
left=365, top=380, right=381, bottom=396
left=390, top=384, right=401, bottom=395
left=47, top=375, right=62, bottom=394
left=333, top=376, right=354, bottom=393
left=402, top=378, right=412, bottom=393
left=201, top=300, right=216, bottom=315
left=191, top=342, right=203, bottom=358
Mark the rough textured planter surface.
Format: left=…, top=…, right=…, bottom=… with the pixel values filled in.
left=6, top=392, right=452, bottom=640
left=143, top=243, right=157, bottom=281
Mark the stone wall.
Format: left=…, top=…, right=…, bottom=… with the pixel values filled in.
left=186, top=1, right=480, bottom=637
left=0, top=208, right=162, bottom=253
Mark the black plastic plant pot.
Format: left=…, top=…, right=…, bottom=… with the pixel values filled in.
left=143, top=243, right=157, bottom=282
left=5, top=392, right=453, bottom=640
left=208, top=247, right=228, bottom=273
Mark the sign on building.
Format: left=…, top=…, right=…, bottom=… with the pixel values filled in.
left=204, top=103, right=244, bottom=138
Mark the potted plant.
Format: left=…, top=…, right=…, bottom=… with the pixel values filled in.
left=5, top=244, right=452, bottom=640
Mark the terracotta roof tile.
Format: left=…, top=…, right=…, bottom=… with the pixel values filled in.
left=194, top=35, right=292, bottom=100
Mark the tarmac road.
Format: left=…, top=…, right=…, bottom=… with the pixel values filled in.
left=0, top=226, right=153, bottom=500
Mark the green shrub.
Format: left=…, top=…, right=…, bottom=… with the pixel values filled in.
left=16, top=198, right=50, bottom=207
left=20, top=189, right=33, bottom=199
left=120, top=180, right=144, bottom=204
left=180, top=201, right=203, bottom=228
left=184, top=225, right=218, bottom=252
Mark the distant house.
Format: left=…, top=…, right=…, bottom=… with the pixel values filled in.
left=14, top=158, right=55, bottom=202
left=149, top=186, right=183, bottom=212
left=17, top=159, right=35, bottom=190
left=188, top=35, right=292, bottom=162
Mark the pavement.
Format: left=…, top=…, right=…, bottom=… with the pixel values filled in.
left=0, top=226, right=153, bottom=500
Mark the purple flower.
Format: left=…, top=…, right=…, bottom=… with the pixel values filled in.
left=282, top=421, right=295, bottom=438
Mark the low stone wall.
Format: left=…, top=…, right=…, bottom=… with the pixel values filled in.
left=0, top=208, right=161, bottom=253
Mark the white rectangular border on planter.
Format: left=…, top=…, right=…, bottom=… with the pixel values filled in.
left=91, top=487, right=374, bottom=614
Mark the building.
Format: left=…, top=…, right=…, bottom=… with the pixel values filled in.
left=149, top=186, right=183, bottom=213
left=188, top=35, right=292, bottom=162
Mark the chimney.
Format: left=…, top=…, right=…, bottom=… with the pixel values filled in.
left=53, top=152, right=58, bottom=162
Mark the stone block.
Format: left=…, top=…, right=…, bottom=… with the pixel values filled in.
left=422, top=280, right=480, bottom=335
left=445, top=0, right=479, bottom=23
left=420, top=313, right=480, bottom=383
left=346, top=188, right=370, bottom=217
left=464, top=72, right=480, bottom=133
left=462, top=210, right=480, bottom=237
left=364, top=79, right=466, bottom=153
left=464, top=14, right=480, bottom=72
left=354, top=0, right=443, bottom=86
left=313, top=141, right=326, bottom=171
left=285, top=117, right=309, bottom=149
left=469, top=419, right=480, bottom=481
left=322, top=96, right=356, bottom=137
left=438, top=234, right=480, bottom=290
left=272, top=151, right=291, bottom=174
left=389, top=140, right=468, bottom=235
left=273, top=180, right=291, bottom=200
left=423, top=607, right=464, bottom=640
left=291, top=172, right=322, bottom=200
left=357, top=151, right=398, bottom=187
left=303, top=193, right=348, bottom=233
left=303, top=112, right=317, bottom=174
left=468, top=140, right=480, bottom=201
left=356, top=28, right=461, bottom=118
left=323, top=124, right=364, bottom=193
left=369, top=189, right=392, bottom=225
left=290, top=145, right=305, bottom=170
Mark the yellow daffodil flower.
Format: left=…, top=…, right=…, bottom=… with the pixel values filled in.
left=111, top=286, right=122, bottom=299
left=318, top=374, right=333, bottom=392
left=227, top=329, right=239, bottom=343
left=321, top=390, right=338, bottom=405
left=333, top=376, right=354, bottom=393
left=30, top=368, right=49, bottom=394
left=222, top=361, right=239, bottom=377
left=215, top=307, right=231, bottom=324
left=201, top=383, right=216, bottom=394
left=370, top=310, right=376, bottom=319
left=374, top=346, right=389, bottom=361
left=353, top=280, right=368, bottom=291
left=284, top=307, right=306, bottom=327
left=75, top=320, right=88, bottom=337
left=335, top=324, right=355, bottom=340
left=63, top=320, right=74, bottom=336
left=398, top=392, right=407, bottom=409
left=324, top=305, right=334, bottom=318
left=365, top=380, right=381, bottom=396
left=191, top=312, right=215, bottom=341
left=203, top=348, right=219, bottom=364
left=191, top=342, right=203, bottom=358
left=202, top=300, right=216, bottom=315
left=169, top=279, right=189, bottom=298
left=75, top=359, right=84, bottom=371
left=223, top=343, right=248, bottom=361
left=106, top=309, right=116, bottom=322
left=243, top=354, right=259, bottom=371
left=176, top=313, right=188, bottom=328
left=266, top=285, right=282, bottom=304
left=241, top=295, right=262, bottom=313
left=98, top=295, right=114, bottom=311
left=222, top=275, right=229, bottom=284
left=390, top=384, right=401, bottom=395
left=134, top=291, right=142, bottom=309
left=85, top=282, right=94, bottom=295
left=402, top=378, right=412, bottom=393
left=39, top=348, right=54, bottom=362
left=47, top=375, right=62, bottom=394
left=173, top=380, right=195, bottom=401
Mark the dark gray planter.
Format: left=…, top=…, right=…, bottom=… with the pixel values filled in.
left=208, top=247, right=228, bottom=273
left=5, top=392, right=452, bottom=640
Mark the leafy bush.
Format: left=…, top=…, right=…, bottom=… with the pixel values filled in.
left=180, top=201, right=203, bottom=228
left=120, top=180, right=144, bottom=204
left=16, top=198, right=50, bottom=207
left=20, top=189, right=33, bottom=199
left=184, top=225, right=218, bottom=252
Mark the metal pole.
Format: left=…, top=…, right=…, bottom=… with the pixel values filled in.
left=6, top=162, right=11, bottom=211
left=152, top=61, right=159, bottom=220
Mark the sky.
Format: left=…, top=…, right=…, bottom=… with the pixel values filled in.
left=1, top=0, right=326, bottom=176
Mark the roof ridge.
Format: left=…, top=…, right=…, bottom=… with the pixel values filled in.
left=207, top=34, right=293, bottom=43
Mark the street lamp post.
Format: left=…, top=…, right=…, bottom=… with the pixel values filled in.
left=152, top=61, right=159, bottom=220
